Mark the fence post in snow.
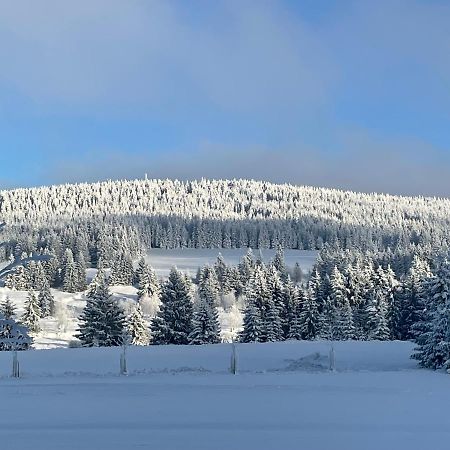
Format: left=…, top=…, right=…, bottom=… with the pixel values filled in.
left=230, top=341, right=238, bottom=375
left=12, top=350, right=20, bottom=378
left=329, top=343, right=336, bottom=372
left=120, top=333, right=130, bottom=376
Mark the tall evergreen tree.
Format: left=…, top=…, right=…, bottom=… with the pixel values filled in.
left=240, top=302, right=263, bottom=343
left=0, top=296, right=16, bottom=319
left=198, top=266, right=220, bottom=307
left=399, top=255, right=432, bottom=340
left=127, top=304, right=150, bottom=346
left=0, top=314, right=32, bottom=351
left=151, top=267, right=194, bottom=345
left=189, top=297, right=221, bottom=345
left=22, top=292, right=41, bottom=333
left=288, top=287, right=306, bottom=340
left=299, top=290, right=320, bottom=340
left=38, top=281, right=55, bottom=318
left=62, top=248, right=78, bottom=293
left=77, top=273, right=126, bottom=347
left=273, top=244, right=288, bottom=281
left=365, top=290, right=390, bottom=340
left=413, top=260, right=450, bottom=370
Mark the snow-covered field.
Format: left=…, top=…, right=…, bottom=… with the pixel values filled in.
left=1, top=340, right=449, bottom=450
left=145, top=248, right=317, bottom=277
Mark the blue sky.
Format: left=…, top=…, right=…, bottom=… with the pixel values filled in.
left=0, top=0, right=449, bottom=196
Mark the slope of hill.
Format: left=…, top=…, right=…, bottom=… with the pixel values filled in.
left=0, top=178, right=449, bottom=260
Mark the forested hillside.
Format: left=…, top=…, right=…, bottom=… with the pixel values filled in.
left=0, top=178, right=449, bottom=264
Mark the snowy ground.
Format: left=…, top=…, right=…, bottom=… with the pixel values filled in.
left=144, top=248, right=317, bottom=278
left=1, top=340, right=449, bottom=450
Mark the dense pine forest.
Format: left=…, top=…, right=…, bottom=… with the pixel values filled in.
left=0, top=178, right=449, bottom=371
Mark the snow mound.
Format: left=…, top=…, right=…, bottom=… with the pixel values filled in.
left=280, top=352, right=329, bottom=372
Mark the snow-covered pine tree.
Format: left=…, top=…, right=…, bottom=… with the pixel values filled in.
left=399, top=255, right=432, bottom=340
left=77, top=272, right=126, bottom=347
left=287, top=286, right=305, bottom=340
left=0, top=313, right=32, bottom=351
left=240, top=302, right=263, bottom=343
left=22, top=291, right=42, bottom=333
left=265, top=265, right=284, bottom=341
left=38, top=281, right=55, bottom=317
left=329, top=266, right=354, bottom=340
left=412, top=260, right=450, bottom=370
left=134, top=257, right=148, bottom=287
left=189, top=297, right=221, bottom=345
left=75, top=251, right=88, bottom=291
left=335, top=297, right=355, bottom=340
left=198, top=266, right=220, bottom=307
left=365, top=290, right=390, bottom=340
left=280, top=276, right=297, bottom=338
left=238, top=248, right=254, bottom=284
left=62, top=248, right=78, bottom=293
left=0, top=296, right=16, bottom=319
left=135, top=258, right=161, bottom=316
left=264, top=297, right=283, bottom=342
left=273, top=244, right=288, bottom=281
left=214, top=254, right=232, bottom=297
left=299, top=289, right=320, bottom=340
left=151, top=267, right=194, bottom=345
left=127, top=303, right=150, bottom=346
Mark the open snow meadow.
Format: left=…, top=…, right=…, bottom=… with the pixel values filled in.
left=145, top=248, right=318, bottom=278
left=1, top=340, right=449, bottom=450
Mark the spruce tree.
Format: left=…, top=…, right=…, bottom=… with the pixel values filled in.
left=299, top=290, right=320, bottom=340
left=240, top=302, right=263, bottom=343
left=365, top=291, right=390, bottom=340
left=0, top=313, right=32, bottom=351
left=198, top=266, right=220, bottom=307
left=288, top=287, right=305, bottom=340
left=281, top=277, right=298, bottom=339
left=151, top=267, right=194, bottom=345
left=238, top=248, right=254, bottom=284
left=214, top=254, right=232, bottom=297
left=413, top=261, right=450, bottom=369
left=38, top=281, right=55, bottom=317
left=189, top=297, right=221, bottom=345
left=127, top=304, right=150, bottom=346
left=400, top=255, right=432, bottom=340
left=77, top=272, right=126, bottom=347
left=75, top=251, right=88, bottom=291
left=273, top=244, right=288, bottom=281
left=0, top=296, right=16, bottom=319
left=62, top=248, right=78, bottom=293
left=264, top=297, right=283, bottom=342
left=136, top=260, right=160, bottom=300
left=22, top=292, right=42, bottom=333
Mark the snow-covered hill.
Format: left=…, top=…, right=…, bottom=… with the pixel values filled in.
left=1, top=178, right=450, bottom=258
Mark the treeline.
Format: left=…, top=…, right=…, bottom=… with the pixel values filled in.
left=73, top=245, right=441, bottom=348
